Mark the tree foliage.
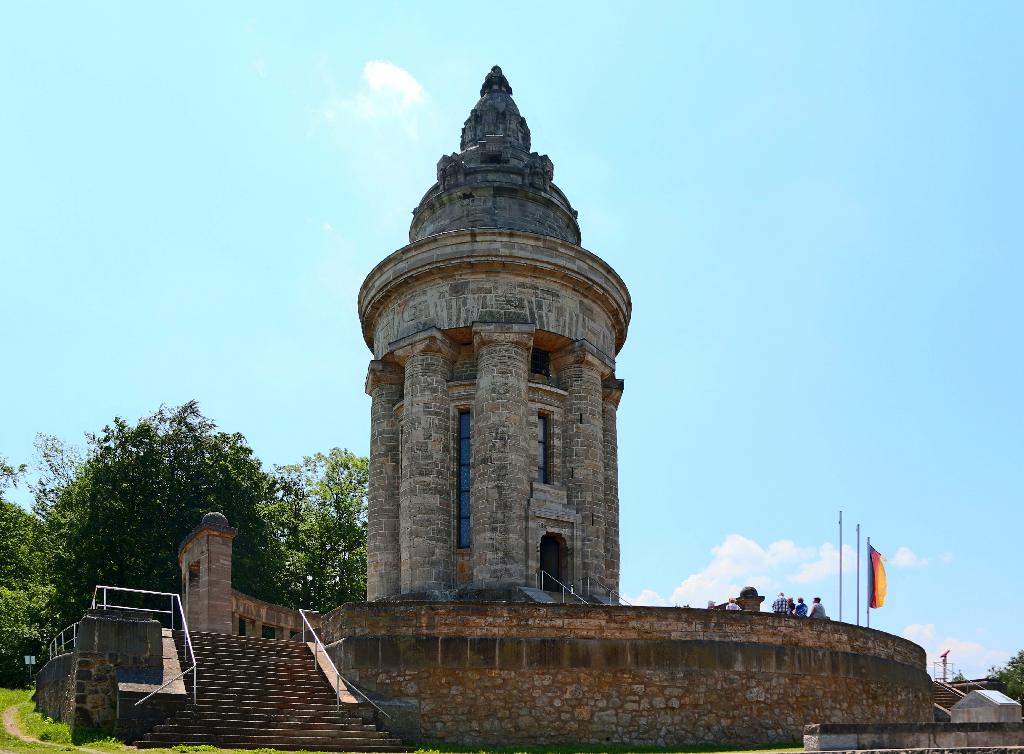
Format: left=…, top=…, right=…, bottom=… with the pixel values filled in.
left=34, top=402, right=291, bottom=629
left=0, top=457, right=53, bottom=687
left=990, top=650, right=1024, bottom=703
left=271, top=450, right=368, bottom=613
left=0, top=403, right=370, bottom=681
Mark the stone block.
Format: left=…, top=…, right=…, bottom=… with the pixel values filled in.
left=952, top=690, right=1023, bottom=723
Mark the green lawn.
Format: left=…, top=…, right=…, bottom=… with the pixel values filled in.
left=0, top=689, right=801, bottom=754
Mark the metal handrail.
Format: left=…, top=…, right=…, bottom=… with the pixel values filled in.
left=536, top=571, right=588, bottom=604
left=48, top=622, right=79, bottom=659
left=299, top=609, right=390, bottom=719
left=584, top=575, right=634, bottom=606
left=88, top=585, right=197, bottom=706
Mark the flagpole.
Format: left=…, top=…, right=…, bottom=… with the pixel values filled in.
left=838, top=511, right=843, bottom=622
left=856, top=524, right=861, bottom=626
left=866, top=536, right=871, bottom=629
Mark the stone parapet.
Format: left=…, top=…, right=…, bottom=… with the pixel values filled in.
left=804, top=722, right=1024, bottom=751
left=321, top=602, right=932, bottom=747
left=321, top=602, right=927, bottom=670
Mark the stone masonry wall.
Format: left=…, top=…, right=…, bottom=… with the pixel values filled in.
left=322, top=602, right=932, bottom=747
left=33, top=651, right=75, bottom=722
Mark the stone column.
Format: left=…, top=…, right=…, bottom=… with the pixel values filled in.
left=470, top=323, right=535, bottom=588
left=602, top=378, right=624, bottom=596
left=365, top=359, right=404, bottom=600
left=391, top=328, right=458, bottom=595
left=178, top=513, right=237, bottom=634
left=553, top=340, right=612, bottom=595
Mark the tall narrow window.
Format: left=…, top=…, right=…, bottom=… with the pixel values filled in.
left=537, top=413, right=550, bottom=484
left=457, top=411, right=471, bottom=547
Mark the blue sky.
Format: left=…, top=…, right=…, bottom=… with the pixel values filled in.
left=2, top=3, right=1021, bottom=677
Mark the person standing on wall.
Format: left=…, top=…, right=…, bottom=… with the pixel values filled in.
left=771, top=592, right=788, bottom=614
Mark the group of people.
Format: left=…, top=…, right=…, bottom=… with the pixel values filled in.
left=771, top=593, right=828, bottom=619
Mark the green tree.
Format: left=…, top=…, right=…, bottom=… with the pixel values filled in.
left=272, top=449, right=368, bottom=612
left=990, top=650, right=1024, bottom=703
left=34, top=402, right=289, bottom=629
left=0, top=456, right=53, bottom=687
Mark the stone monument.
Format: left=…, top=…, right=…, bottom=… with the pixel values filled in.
left=359, top=65, right=631, bottom=602
left=178, top=511, right=237, bottom=634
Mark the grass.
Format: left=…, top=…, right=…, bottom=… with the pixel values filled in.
left=0, top=688, right=802, bottom=754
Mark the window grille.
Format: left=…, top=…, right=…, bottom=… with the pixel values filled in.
left=458, top=411, right=471, bottom=547
left=530, top=349, right=551, bottom=378
left=537, top=413, right=550, bottom=484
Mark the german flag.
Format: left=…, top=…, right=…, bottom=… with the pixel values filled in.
left=868, top=544, right=887, bottom=609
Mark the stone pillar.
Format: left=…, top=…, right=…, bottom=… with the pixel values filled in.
left=365, top=359, right=404, bottom=600
left=602, top=378, right=624, bottom=595
left=470, top=323, right=535, bottom=587
left=178, top=512, right=237, bottom=634
left=391, top=328, right=458, bottom=595
left=553, top=340, right=612, bottom=594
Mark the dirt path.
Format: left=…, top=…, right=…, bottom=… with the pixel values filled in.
left=1, top=704, right=116, bottom=754
left=1, top=705, right=31, bottom=743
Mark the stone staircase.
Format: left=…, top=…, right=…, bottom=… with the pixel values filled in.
left=136, top=630, right=407, bottom=751
left=933, top=679, right=964, bottom=709
left=932, top=679, right=965, bottom=719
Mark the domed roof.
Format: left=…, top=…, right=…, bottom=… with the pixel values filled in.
left=409, top=65, right=581, bottom=245
left=201, top=512, right=230, bottom=529
left=739, top=586, right=760, bottom=599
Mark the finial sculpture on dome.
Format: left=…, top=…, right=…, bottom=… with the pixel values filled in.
left=411, top=64, right=579, bottom=244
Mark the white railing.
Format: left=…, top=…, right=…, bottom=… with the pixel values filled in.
left=89, top=585, right=197, bottom=705
left=584, top=575, right=634, bottom=606
left=536, top=571, right=588, bottom=604
left=48, top=622, right=79, bottom=659
left=299, top=609, right=389, bottom=719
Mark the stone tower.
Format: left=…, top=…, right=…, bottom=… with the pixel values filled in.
left=359, top=66, right=631, bottom=601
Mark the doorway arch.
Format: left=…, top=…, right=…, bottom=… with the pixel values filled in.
left=539, top=533, right=566, bottom=591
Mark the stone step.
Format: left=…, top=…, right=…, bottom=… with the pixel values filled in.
left=140, top=733, right=406, bottom=747
left=152, top=723, right=385, bottom=736
left=174, top=713, right=370, bottom=725
left=138, top=630, right=406, bottom=752
left=191, top=700, right=352, bottom=711
left=139, top=737, right=407, bottom=749
left=191, top=682, right=336, bottom=694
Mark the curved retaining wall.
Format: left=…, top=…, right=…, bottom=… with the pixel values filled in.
left=322, top=602, right=932, bottom=747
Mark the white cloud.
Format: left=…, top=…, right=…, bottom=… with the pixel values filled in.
left=313, top=58, right=427, bottom=139
left=890, top=546, right=929, bottom=568
left=939, top=552, right=954, bottom=564
left=789, top=542, right=857, bottom=583
left=902, top=623, right=1009, bottom=678
left=363, top=61, right=424, bottom=107
left=663, top=534, right=814, bottom=608
left=632, top=534, right=944, bottom=611
left=625, top=589, right=668, bottom=607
